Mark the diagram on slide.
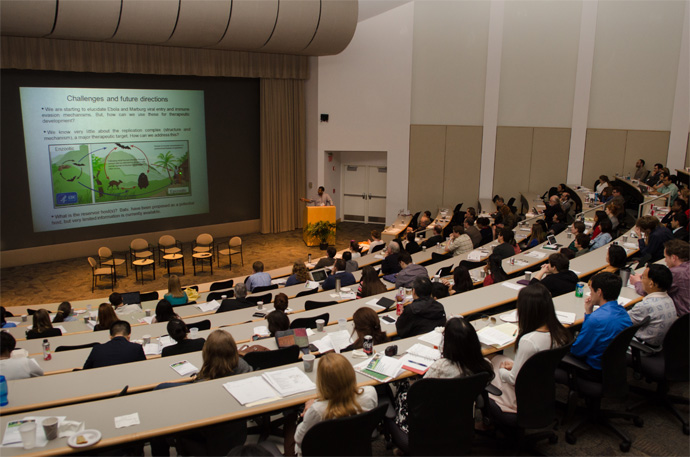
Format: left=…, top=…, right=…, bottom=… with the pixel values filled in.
left=49, top=141, right=191, bottom=207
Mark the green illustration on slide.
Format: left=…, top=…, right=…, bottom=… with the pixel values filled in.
left=49, top=141, right=191, bottom=207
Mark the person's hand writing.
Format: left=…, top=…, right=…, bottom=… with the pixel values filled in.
left=500, top=360, right=514, bottom=371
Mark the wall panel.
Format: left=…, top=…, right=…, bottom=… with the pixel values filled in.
left=582, top=129, right=627, bottom=189
left=623, top=130, right=670, bottom=177
left=443, top=126, right=483, bottom=211
left=529, top=128, right=571, bottom=193
left=408, top=125, right=446, bottom=212
left=493, top=127, right=533, bottom=200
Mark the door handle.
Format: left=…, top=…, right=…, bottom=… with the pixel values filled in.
left=362, top=193, right=366, bottom=199
left=368, top=193, right=372, bottom=200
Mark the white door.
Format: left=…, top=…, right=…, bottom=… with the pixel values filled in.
left=342, top=165, right=387, bottom=223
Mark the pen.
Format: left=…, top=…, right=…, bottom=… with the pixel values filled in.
left=512, top=329, right=517, bottom=336
left=409, top=361, right=428, bottom=368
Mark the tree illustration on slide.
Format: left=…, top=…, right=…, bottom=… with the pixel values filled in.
left=154, top=151, right=175, bottom=184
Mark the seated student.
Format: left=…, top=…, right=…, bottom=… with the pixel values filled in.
left=93, top=303, right=119, bottom=332
left=661, top=198, right=688, bottom=228
left=670, top=213, right=689, bottom=241
left=431, top=282, right=450, bottom=299
left=0, top=331, right=44, bottom=380
left=529, top=253, right=578, bottom=296
left=523, top=223, right=546, bottom=250
left=216, top=284, right=254, bottom=313
left=393, top=318, right=494, bottom=434
left=570, top=272, right=632, bottom=371
left=164, top=275, right=189, bottom=306
left=589, top=218, right=614, bottom=251
left=464, top=218, right=482, bottom=248
left=381, top=242, right=403, bottom=275
left=489, top=284, right=572, bottom=413
left=314, top=247, right=337, bottom=270
left=634, top=215, right=673, bottom=264
left=588, top=210, right=607, bottom=239
left=246, top=261, right=272, bottom=292
left=443, top=225, right=474, bottom=257
left=442, top=265, right=473, bottom=295
left=574, top=233, right=591, bottom=258
left=1, top=307, right=17, bottom=328
left=628, top=264, right=676, bottom=348
left=600, top=245, right=627, bottom=274
left=559, top=247, right=576, bottom=260
left=294, top=353, right=378, bottom=456
left=368, top=230, right=385, bottom=253
left=341, top=307, right=389, bottom=352
left=404, top=231, right=421, bottom=255
left=477, top=217, right=494, bottom=247
left=348, top=240, right=363, bottom=259
left=285, top=262, right=310, bottom=287
left=322, top=259, right=357, bottom=291
left=567, top=221, right=587, bottom=252
left=394, top=251, right=428, bottom=289
left=83, top=320, right=146, bottom=369
left=356, top=265, right=387, bottom=299
left=273, top=293, right=289, bottom=313
left=605, top=202, right=621, bottom=231
left=497, top=205, right=517, bottom=230
left=493, top=228, right=517, bottom=260
left=110, top=292, right=141, bottom=315
left=266, top=310, right=290, bottom=337
left=483, top=253, right=508, bottom=287
left=52, top=302, right=76, bottom=323
left=26, top=309, right=62, bottom=340
left=650, top=172, right=679, bottom=205
left=162, top=319, right=205, bottom=357
left=549, top=211, right=568, bottom=235
left=153, top=299, right=180, bottom=324
left=342, top=251, right=359, bottom=273
left=395, top=276, right=447, bottom=338
left=421, top=224, right=444, bottom=249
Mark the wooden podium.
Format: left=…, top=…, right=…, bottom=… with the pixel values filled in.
left=303, top=206, right=336, bottom=247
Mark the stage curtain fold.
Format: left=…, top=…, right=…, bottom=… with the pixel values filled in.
left=260, top=79, right=306, bottom=234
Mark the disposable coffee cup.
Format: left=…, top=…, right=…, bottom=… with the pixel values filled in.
left=21, top=315, right=27, bottom=322
left=622, top=236, right=628, bottom=243
left=422, top=246, right=427, bottom=252
left=19, top=422, right=36, bottom=449
left=83, top=317, right=89, bottom=324
left=303, top=354, right=315, bottom=373
left=338, top=318, right=347, bottom=330
left=42, top=417, right=59, bottom=441
left=567, top=232, right=572, bottom=239
left=525, top=271, right=532, bottom=281
left=480, top=270, right=486, bottom=279
left=190, top=328, right=199, bottom=339
left=315, top=319, right=325, bottom=332
left=145, top=309, right=152, bottom=317
left=143, top=335, right=151, bottom=345
left=257, top=301, right=264, bottom=311
left=221, top=295, right=227, bottom=300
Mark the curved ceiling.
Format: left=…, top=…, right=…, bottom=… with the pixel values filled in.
left=0, top=0, right=358, bottom=56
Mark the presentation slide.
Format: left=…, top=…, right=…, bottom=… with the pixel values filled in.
left=19, top=87, right=209, bottom=232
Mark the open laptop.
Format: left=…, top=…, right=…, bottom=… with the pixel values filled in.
left=309, top=268, right=329, bottom=283
left=543, top=234, right=562, bottom=250
left=120, top=291, right=141, bottom=305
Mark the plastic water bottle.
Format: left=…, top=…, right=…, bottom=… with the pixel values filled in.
left=42, top=339, right=51, bottom=361
left=0, top=375, right=8, bottom=406
left=396, top=288, right=405, bottom=316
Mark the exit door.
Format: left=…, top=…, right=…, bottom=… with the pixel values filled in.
left=342, top=165, right=387, bottom=224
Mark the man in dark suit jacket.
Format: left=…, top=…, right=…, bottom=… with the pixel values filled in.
left=421, top=224, right=444, bottom=248
left=671, top=213, right=689, bottom=242
left=322, top=259, right=357, bottom=291
left=216, top=283, right=254, bottom=313
left=380, top=241, right=403, bottom=275
left=83, top=320, right=146, bottom=369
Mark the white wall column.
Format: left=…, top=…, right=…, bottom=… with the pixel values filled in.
left=667, top=2, right=689, bottom=170
left=479, top=0, right=504, bottom=200
left=567, top=0, right=598, bottom=186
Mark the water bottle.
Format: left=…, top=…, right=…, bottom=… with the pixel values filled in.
left=42, top=339, right=51, bottom=361
left=308, top=253, right=312, bottom=264
left=335, top=278, right=341, bottom=294
left=0, top=375, right=8, bottom=406
left=396, top=288, right=405, bottom=316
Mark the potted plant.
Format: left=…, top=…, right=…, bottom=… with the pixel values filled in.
left=305, top=220, right=336, bottom=250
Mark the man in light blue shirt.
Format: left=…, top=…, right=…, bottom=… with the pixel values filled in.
left=571, top=272, right=632, bottom=371
left=246, top=261, right=272, bottom=292
left=651, top=173, right=679, bottom=206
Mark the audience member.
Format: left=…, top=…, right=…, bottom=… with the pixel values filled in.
left=630, top=239, right=689, bottom=316
left=322, top=259, right=357, bottom=291
left=660, top=198, right=687, bottom=228
left=524, top=223, right=546, bottom=249
left=600, top=245, right=627, bottom=274
left=356, top=265, right=387, bottom=298
left=609, top=187, right=626, bottom=210
left=342, top=308, right=390, bottom=352
left=589, top=218, right=614, bottom=251
left=314, top=247, right=337, bottom=270
left=464, top=218, right=482, bottom=248
left=395, top=277, right=447, bottom=338
left=266, top=310, right=290, bottom=337
left=559, top=247, right=575, bottom=260
left=493, top=228, right=516, bottom=260
left=634, top=215, right=673, bottom=264
left=164, top=275, right=188, bottom=306
left=574, top=233, right=591, bottom=258
left=394, top=251, right=428, bottom=288
left=110, top=292, right=141, bottom=314
left=153, top=299, right=180, bottom=323
left=0, top=332, right=44, bottom=380
left=0, top=307, right=16, bottom=328
left=633, top=159, right=648, bottom=181
left=492, top=197, right=505, bottom=225
left=368, top=230, right=385, bottom=253
left=52, top=301, right=76, bottom=323
left=560, top=191, right=575, bottom=216
left=404, top=231, right=421, bottom=254
left=442, top=265, right=473, bottom=295
left=567, top=221, right=586, bottom=252
left=588, top=210, right=607, bottom=239
left=529, top=253, right=578, bottom=296
left=549, top=211, right=568, bottom=235
left=217, top=284, right=254, bottom=313
left=489, top=284, right=572, bottom=412
left=651, top=172, right=679, bottom=205
left=483, top=253, right=508, bottom=287
left=294, top=353, right=378, bottom=456
left=381, top=241, right=403, bottom=275
left=342, top=251, right=359, bottom=273
left=285, top=262, right=310, bottom=286
left=671, top=213, right=689, bottom=241
left=195, top=330, right=252, bottom=381
left=431, top=282, right=450, bottom=299
left=93, top=303, right=118, bottom=331
left=26, top=309, right=62, bottom=340
left=477, top=217, right=493, bottom=246
left=644, top=163, right=664, bottom=187
left=570, top=273, right=631, bottom=371
left=498, top=205, right=517, bottom=230
left=162, top=319, right=205, bottom=357
left=605, top=202, right=622, bottom=231
left=543, top=195, right=561, bottom=227
left=421, top=225, right=444, bottom=248
left=628, top=264, right=676, bottom=348
left=349, top=240, right=362, bottom=259
left=596, top=175, right=610, bottom=195
left=246, top=261, right=272, bottom=292
left=83, top=320, right=146, bottom=369
left=273, top=293, right=289, bottom=313
left=443, top=225, right=473, bottom=257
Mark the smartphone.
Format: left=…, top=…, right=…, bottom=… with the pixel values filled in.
left=381, top=315, right=396, bottom=324
left=252, top=312, right=266, bottom=318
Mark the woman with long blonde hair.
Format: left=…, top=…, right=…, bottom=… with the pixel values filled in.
left=195, top=330, right=252, bottom=381
left=164, top=275, right=188, bottom=306
left=293, top=353, right=378, bottom=455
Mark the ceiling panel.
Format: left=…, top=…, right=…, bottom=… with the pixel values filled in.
left=166, top=0, right=232, bottom=47
left=110, top=0, right=179, bottom=44
left=260, top=0, right=321, bottom=53
left=0, top=0, right=57, bottom=37
left=49, top=0, right=121, bottom=40
left=301, top=0, right=358, bottom=55
left=214, top=0, right=279, bottom=50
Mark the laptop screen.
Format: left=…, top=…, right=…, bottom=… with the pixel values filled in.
left=310, top=269, right=329, bottom=283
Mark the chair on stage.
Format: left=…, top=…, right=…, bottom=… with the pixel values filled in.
left=217, top=236, right=244, bottom=269
left=129, top=238, right=154, bottom=266
left=98, top=246, right=128, bottom=278
left=192, top=233, right=214, bottom=275
left=158, top=235, right=183, bottom=265
left=87, top=257, right=115, bottom=292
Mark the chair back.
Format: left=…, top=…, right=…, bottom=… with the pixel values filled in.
left=246, top=293, right=272, bottom=305
left=291, top=313, right=329, bottom=330
left=140, top=291, right=159, bottom=302
left=663, top=314, right=689, bottom=382
left=195, top=233, right=213, bottom=250
left=158, top=235, right=176, bottom=247
left=370, top=243, right=385, bottom=253
left=55, top=342, right=100, bottom=352
left=243, top=345, right=301, bottom=371
left=230, top=236, right=242, bottom=247
left=302, top=404, right=387, bottom=457
left=410, top=211, right=421, bottom=230
left=207, top=291, right=233, bottom=302
left=87, top=257, right=98, bottom=269
left=98, top=247, right=113, bottom=258
left=453, top=202, right=464, bottom=214
left=130, top=238, right=149, bottom=251
left=252, top=284, right=279, bottom=293
left=296, top=288, right=320, bottom=298
left=304, top=300, right=338, bottom=311
left=408, top=373, right=490, bottom=456
left=436, top=265, right=453, bottom=278
left=210, top=279, right=234, bottom=291
left=601, top=317, right=649, bottom=398
left=186, top=319, right=211, bottom=331
left=514, top=343, right=572, bottom=429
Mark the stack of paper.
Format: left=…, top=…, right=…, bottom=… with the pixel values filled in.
left=555, top=311, right=576, bottom=325
left=271, top=278, right=287, bottom=285
left=304, top=281, right=320, bottom=290
left=418, top=329, right=443, bottom=348
left=525, top=251, right=547, bottom=259
left=253, top=326, right=271, bottom=337
left=262, top=367, right=316, bottom=396
left=339, top=290, right=356, bottom=300
left=502, top=282, right=525, bottom=291
left=223, top=377, right=281, bottom=406
left=310, top=330, right=353, bottom=354
left=195, top=300, right=221, bottom=312
left=138, top=316, right=154, bottom=325
left=170, top=360, right=198, bottom=376
left=355, top=354, right=404, bottom=382
left=467, top=250, right=484, bottom=261
left=476, top=323, right=518, bottom=348
left=406, top=343, right=441, bottom=361
left=500, top=310, right=518, bottom=323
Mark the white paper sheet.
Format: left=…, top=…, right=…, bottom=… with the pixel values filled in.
left=502, top=282, right=525, bottom=291
left=114, top=413, right=140, bottom=429
left=261, top=367, right=316, bottom=397
left=525, top=251, right=547, bottom=259
left=195, top=300, right=221, bottom=312
left=418, top=329, right=443, bottom=347
left=477, top=323, right=518, bottom=348
left=223, top=377, right=280, bottom=405
left=406, top=343, right=441, bottom=361
left=555, top=311, right=576, bottom=325
left=305, top=281, right=320, bottom=290
left=170, top=360, right=198, bottom=376
left=500, top=310, right=518, bottom=323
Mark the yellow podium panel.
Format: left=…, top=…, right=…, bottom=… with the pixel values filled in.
left=303, top=206, right=336, bottom=247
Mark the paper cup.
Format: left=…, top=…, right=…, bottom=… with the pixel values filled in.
left=19, top=422, right=37, bottom=449
left=190, top=328, right=199, bottom=338
left=83, top=317, right=89, bottom=324
left=525, top=271, right=532, bottom=281
left=145, top=309, right=152, bottom=317
left=257, top=302, right=264, bottom=311
left=303, top=354, right=315, bottom=373
left=42, top=417, right=59, bottom=441
left=142, top=335, right=151, bottom=345
left=338, top=318, right=347, bottom=330
left=21, top=315, right=27, bottom=322
left=622, top=236, right=628, bottom=243
left=315, top=319, right=325, bottom=332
